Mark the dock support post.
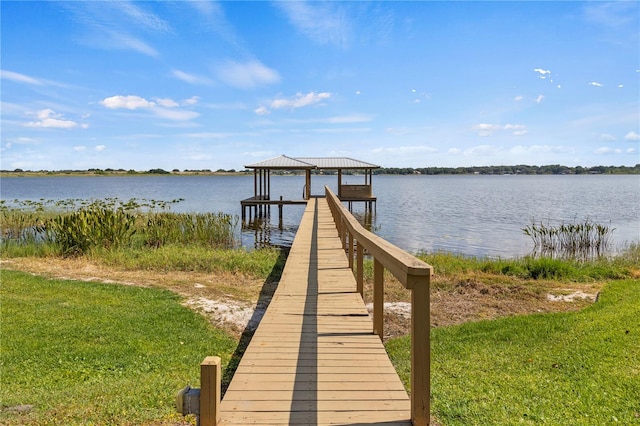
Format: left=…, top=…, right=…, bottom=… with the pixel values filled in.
left=278, top=196, right=283, bottom=228
left=200, top=356, right=221, bottom=426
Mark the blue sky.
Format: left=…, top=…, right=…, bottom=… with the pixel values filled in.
left=1, top=1, right=638, bottom=171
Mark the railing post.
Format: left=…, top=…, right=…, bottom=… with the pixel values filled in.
left=373, top=258, right=384, bottom=339
left=348, top=233, right=354, bottom=270
left=410, top=273, right=431, bottom=426
left=200, top=356, right=221, bottom=426
left=356, top=241, right=363, bottom=297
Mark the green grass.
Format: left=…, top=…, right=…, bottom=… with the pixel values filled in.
left=417, top=244, right=639, bottom=281
left=0, top=270, right=237, bottom=425
left=386, top=279, right=640, bottom=425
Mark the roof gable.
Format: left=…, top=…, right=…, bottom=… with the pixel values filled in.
left=245, top=155, right=315, bottom=169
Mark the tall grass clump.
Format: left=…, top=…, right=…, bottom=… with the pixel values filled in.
left=523, top=219, right=615, bottom=260
left=143, top=212, right=238, bottom=249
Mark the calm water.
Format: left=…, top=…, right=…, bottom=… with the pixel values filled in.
left=1, top=174, right=638, bottom=258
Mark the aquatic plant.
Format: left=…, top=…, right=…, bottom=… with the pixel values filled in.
left=522, top=219, right=615, bottom=260
left=40, top=205, right=137, bottom=256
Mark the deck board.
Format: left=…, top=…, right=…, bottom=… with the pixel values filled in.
left=219, top=197, right=411, bottom=425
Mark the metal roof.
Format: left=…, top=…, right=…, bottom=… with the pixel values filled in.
left=296, top=157, right=379, bottom=169
left=245, top=155, right=379, bottom=170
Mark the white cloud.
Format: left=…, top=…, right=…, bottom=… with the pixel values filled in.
left=472, top=124, right=527, bottom=137
left=100, top=94, right=199, bottom=121
left=172, top=69, right=213, bottom=85
left=534, top=68, right=551, bottom=78
left=279, top=91, right=331, bottom=108
left=465, top=145, right=501, bottom=156
left=116, top=1, right=171, bottom=33
left=588, top=81, right=604, bottom=87
left=216, top=60, right=280, bottom=89
left=275, top=1, right=350, bottom=48
left=11, top=137, right=39, bottom=145
left=254, top=106, right=270, bottom=116
left=473, top=123, right=502, bottom=137
left=101, top=95, right=155, bottom=110
left=504, top=124, right=525, bottom=130
left=111, top=32, right=158, bottom=57
left=505, top=124, right=528, bottom=136
left=63, top=1, right=169, bottom=57
left=583, top=1, right=637, bottom=28
left=270, top=92, right=331, bottom=110
left=1, top=70, right=43, bottom=85
left=599, top=133, right=616, bottom=141
left=73, top=146, right=87, bottom=152
left=25, top=109, right=79, bottom=129
left=624, top=131, right=640, bottom=141
left=594, top=147, right=622, bottom=154
left=536, top=95, right=545, bottom=103
left=155, top=98, right=179, bottom=108
left=514, top=95, right=524, bottom=102
left=509, top=145, right=571, bottom=155
left=95, top=145, right=106, bottom=151
left=448, top=148, right=462, bottom=155
left=153, top=108, right=200, bottom=121
left=183, top=96, right=200, bottom=106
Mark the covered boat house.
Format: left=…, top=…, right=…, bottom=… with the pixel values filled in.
left=241, top=155, right=379, bottom=221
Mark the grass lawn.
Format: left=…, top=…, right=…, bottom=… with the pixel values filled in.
left=0, top=270, right=237, bottom=425
left=387, top=279, right=640, bottom=425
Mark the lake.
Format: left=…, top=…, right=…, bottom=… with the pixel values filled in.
left=1, top=174, right=638, bottom=258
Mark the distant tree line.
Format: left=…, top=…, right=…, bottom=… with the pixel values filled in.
left=373, top=164, right=640, bottom=175
left=3, top=164, right=639, bottom=175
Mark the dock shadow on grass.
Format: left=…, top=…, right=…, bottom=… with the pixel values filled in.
left=221, top=247, right=288, bottom=395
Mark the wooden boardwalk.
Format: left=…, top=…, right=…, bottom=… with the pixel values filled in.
left=219, top=197, right=411, bottom=425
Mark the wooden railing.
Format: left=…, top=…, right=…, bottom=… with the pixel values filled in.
left=325, top=186, right=433, bottom=426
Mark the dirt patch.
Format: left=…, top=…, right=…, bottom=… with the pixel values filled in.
left=2, top=257, right=603, bottom=341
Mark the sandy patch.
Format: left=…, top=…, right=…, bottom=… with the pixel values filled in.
left=365, top=302, right=411, bottom=318
left=185, top=297, right=266, bottom=334
left=546, top=290, right=598, bottom=302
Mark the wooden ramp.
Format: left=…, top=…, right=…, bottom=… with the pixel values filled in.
left=220, top=197, right=411, bottom=425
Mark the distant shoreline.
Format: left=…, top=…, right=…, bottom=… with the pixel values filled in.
left=1, top=164, right=639, bottom=177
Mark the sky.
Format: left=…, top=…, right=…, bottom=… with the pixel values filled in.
left=1, top=1, right=639, bottom=171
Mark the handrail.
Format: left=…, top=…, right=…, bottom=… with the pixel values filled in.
left=324, top=185, right=432, bottom=426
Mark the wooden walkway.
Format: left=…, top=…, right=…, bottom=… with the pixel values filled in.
left=219, top=197, right=411, bottom=425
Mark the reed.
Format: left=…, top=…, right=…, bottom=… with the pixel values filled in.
left=142, top=211, right=238, bottom=249
left=522, top=219, right=615, bottom=260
